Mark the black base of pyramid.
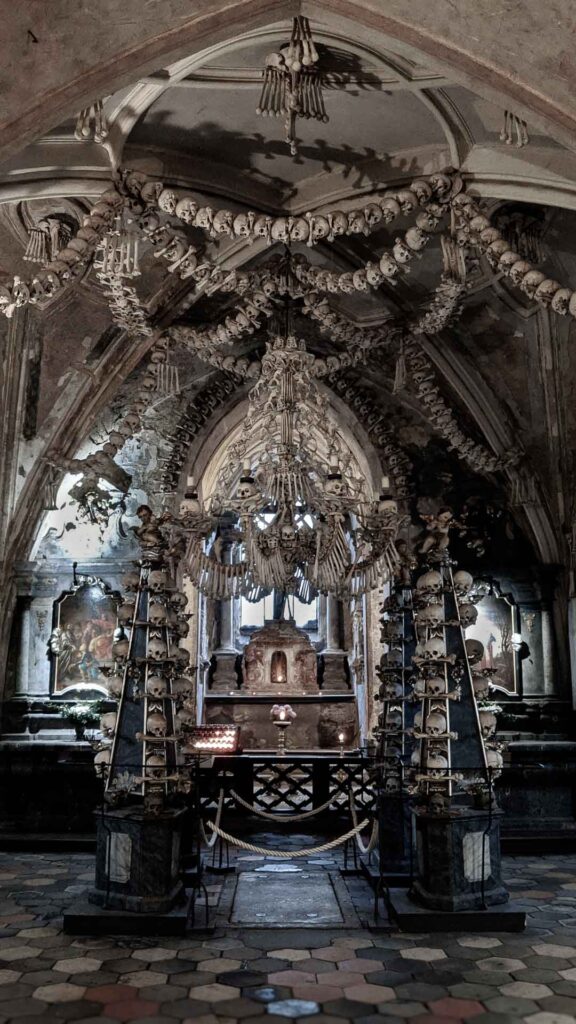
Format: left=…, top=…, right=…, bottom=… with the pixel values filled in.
left=63, top=900, right=192, bottom=936
left=387, top=888, right=526, bottom=932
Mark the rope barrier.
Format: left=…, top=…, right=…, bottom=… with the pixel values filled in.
left=205, top=818, right=370, bottom=858
left=349, top=792, right=379, bottom=854
left=200, top=788, right=224, bottom=848
left=230, top=789, right=341, bottom=822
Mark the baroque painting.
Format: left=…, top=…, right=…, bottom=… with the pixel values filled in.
left=465, top=593, right=518, bottom=694
left=48, top=577, right=119, bottom=694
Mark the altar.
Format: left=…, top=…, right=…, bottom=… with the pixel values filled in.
left=205, top=619, right=359, bottom=750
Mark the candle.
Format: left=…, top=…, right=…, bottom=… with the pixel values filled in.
left=380, top=475, right=390, bottom=492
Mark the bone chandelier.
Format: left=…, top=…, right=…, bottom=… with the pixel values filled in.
left=171, top=323, right=401, bottom=602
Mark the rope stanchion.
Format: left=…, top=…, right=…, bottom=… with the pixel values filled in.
left=200, top=788, right=224, bottom=848
left=230, top=789, right=339, bottom=822
left=205, top=818, right=370, bottom=858
left=349, top=792, right=379, bottom=854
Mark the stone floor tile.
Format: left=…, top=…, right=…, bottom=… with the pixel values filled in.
left=458, top=938, right=502, bottom=950
left=484, top=995, right=539, bottom=1014
left=250, top=957, right=289, bottom=973
left=155, top=998, right=211, bottom=1018
left=53, top=956, right=102, bottom=974
left=533, top=943, right=576, bottom=958
left=331, top=937, right=374, bottom=950
left=0, top=946, right=43, bottom=961
left=448, top=983, right=498, bottom=1000
left=291, top=983, right=342, bottom=1003
left=268, top=970, right=316, bottom=986
left=525, top=1014, right=576, bottom=1024
left=0, top=968, right=22, bottom=984
left=243, top=984, right=288, bottom=1003
left=218, top=970, right=267, bottom=987
left=365, top=969, right=415, bottom=986
left=267, top=999, right=320, bottom=1018
left=32, top=981, right=86, bottom=1002
left=0, top=998, right=47, bottom=1017
left=176, top=971, right=216, bottom=988
left=131, top=949, right=179, bottom=964
left=268, top=948, right=311, bottom=961
left=476, top=957, right=526, bottom=973
left=323, top=997, right=378, bottom=1017
left=137, top=983, right=188, bottom=1002
left=336, top=957, right=383, bottom=973
left=537, top=995, right=576, bottom=1014
left=122, top=972, right=168, bottom=988
left=428, top=996, right=485, bottom=1018
left=524, top=955, right=574, bottom=971
left=0, top=982, right=33, bottom=1000
left=317, top=971, right=365, bottom=987
left=79, top=983, right=136, bottom=1004
left=188, top=983, right=241, bottom=1002
left=209, top=995, right=266, bottom=1017
left=197, top=958, right=242, bottom=974
left=396, top=983, right=449, bottom=1001
left=500, top=980, right=552, bottom=998
left=343, top=982, right=395, bottom=1004
left=313, top=947, right=345, bottom=962
left=101, top=999, right=160, bottom=1021
left=399, top=948, right=448, bottom=963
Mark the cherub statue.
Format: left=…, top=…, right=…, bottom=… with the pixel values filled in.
left=418, top=507, right=458, bottom=558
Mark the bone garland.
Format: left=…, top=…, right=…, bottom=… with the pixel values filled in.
left=168, top=325, right=258, bottom=379
left=453, top=193, right=576, bottom=316
left=0, top=183, right=126, bottom=319
left=159, top=374, right=240, bottom=493
left=62, top=338, right=174, bottom=520
left=325, top=374, right=413, bottom=498
left=500, top=110, right=529, bottom=148
left=301, top=291, right=393, bottom=356
left=404, top=340, right=518, bottom=473
left=151, top=169, right=459, bottom=246
left=171, top=291, right=276, bottom=353
left=75, top=99, right=109, bottom=144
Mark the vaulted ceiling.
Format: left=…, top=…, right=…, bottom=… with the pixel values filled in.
left=1, top=5, right=576, bottom=628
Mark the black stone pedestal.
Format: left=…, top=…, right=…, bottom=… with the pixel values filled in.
left=410, top=807, right=508, bottom=912
left=90, top=806, right=185, bottom=913
left=388, top=889, right=526, bottom=932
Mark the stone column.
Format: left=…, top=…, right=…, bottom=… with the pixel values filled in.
left=541, top=606, right=557, bottom=697
left=321, top=595, right=348, bottom=693
left=211, top=544, right=239, bottom=691
left=14, top=597, right=32, bottom=697
left=325, top=595, right=342, bottom=652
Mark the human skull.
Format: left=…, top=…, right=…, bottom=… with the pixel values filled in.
left=253, top=214, right=272, bottom=241
left=380, top=196, right=402, bottom=223
left=423, top=637, right=447, bottom=661
left=146, top=711, right=167, bottom=737
left=147, top=569, right=169, bottom=592
left=416, top=570, right=443, bottom=594
left=453, top=569, right=473, bottom=596
left=148, top=601, right=168, bottom=626
left=472, top=672, right=490, bottom=700
left=212, top=209, right=234, bottom=236
left=426, top=676, right=446, bottom=697
left=146, top=674, right=168, bottom=698
left=99, top=712, right=117, bottom=737
left=365, top=262, right=384, bottom=287
left=94, top=748, right=111, bottom=773
left=158, top=189, right=178, bottom=214
left=347, top=210, right=367, bottom=234
left=175, top=708, right=195, bottom=732
left=327, top=211, right=347, bottom=238
left=425, top=711, right=447, bottom=736
left=393, top=238, right=414, bottom=265
left=147, top=636, right=168, bottom=661
left=410, top=179, right=433, bottom=204
left=172, top=676, right=194, bottom=699
left=466, top=638, right=484, bottom=665
left=521, top=269, right=546, bottom=298
left=364, top=203, right=383, bottom=229
left=509, top=259, right=532, bottom=286
left=195, top=206, right=215, bottom=231
left=426, top=750, right=448, bottom=775
left=384, top=775, right=401, bottom=794
left=290, top=217, right=309, bottom=242
left=415, top=603, right=444, bottom=628
left=469, top=214, right=491, bottom=234
left=112, top=635, right=130, bottom=659
left=352, top=269, right=369, bottom=291
left=386, top=709, right=403, bottom=732
left=311, top=214, right=330, bottom=242
left=381, top=648, right=403, bottom=669
left=170, top=591, right=187, bottom=609
left=396, top=189, right=418, bottom=215
left=379, top=253, right=399, bottom=281
left=479, top=227, right=501, bottom=247
left=106, top=672, right=124, bottom=699
left=498, top=249, right=520, bottom=272
left=175, top=197, right=198, bottom=223
left=486, top=748, right=503, bottom=774
left=486, top=238, right=510, bottom=267
left=551, top=287, right=572, bottom=315
left=117, top=601, right=136, bottom=625
left=535, top=278, right=561, bottom=307
left=271, top=217, right=289, bottom=243
left=428, top=790, right=447, bottom=814
left=479, top=709, right=497, bottom=738
left=174, top=646, right=190, bottom=666
left=458, top=602, right=478, bottom=628
left=405, top=226, right=429, bottom=252
left=146, top=752, right=166, bottom=779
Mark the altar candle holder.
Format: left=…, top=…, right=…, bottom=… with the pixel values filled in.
left=338, top=731, right=345, bottom=758
left=270, top=703, right=296, bottom=756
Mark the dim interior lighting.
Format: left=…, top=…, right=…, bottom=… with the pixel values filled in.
left=186, top=725, right=240, bottom=753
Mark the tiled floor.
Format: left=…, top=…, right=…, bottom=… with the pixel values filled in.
left=1, top=844, right=576, bottom=1024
